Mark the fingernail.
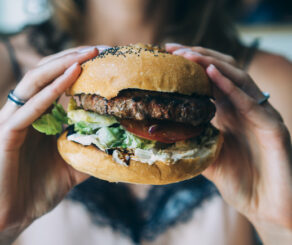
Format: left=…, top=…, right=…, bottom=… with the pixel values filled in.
left=184, top=51, right=202, bottom=56
left=96, top=45, right=111, bottom=52
left=78, top=47, right=96, bottom=53
left=65, top=62, right=78, bottom=74
left=208, top=64, right=216, bottom=71
left=173, top=48, right=202, bottom=56
left=173, top=48, right=191, bottom=55
left=165, top=43, right=184, bottom=48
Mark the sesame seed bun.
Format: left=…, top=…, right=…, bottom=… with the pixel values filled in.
left=68, top=44, right=212, bottom=99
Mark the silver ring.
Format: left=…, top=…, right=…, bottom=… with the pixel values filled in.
left=7, top=90, right=27, bottom=106
left=257, top=92, right=270, bottom=105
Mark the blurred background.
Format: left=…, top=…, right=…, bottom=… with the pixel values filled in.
left=233, top=0, right=292, bottom=60
left=0, top=0, right=291, bottom=60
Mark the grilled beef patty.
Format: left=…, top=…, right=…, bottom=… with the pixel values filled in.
left=77, top=89, right=215, bottom=126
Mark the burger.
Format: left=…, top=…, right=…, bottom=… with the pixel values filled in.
left=33, top=44, right=223, bottom=185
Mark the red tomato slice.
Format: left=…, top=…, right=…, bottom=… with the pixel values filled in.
left=119, top=119, right=204, bottom=143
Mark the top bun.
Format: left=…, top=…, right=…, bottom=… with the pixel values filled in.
left=68, top=44, right=211, bottom=99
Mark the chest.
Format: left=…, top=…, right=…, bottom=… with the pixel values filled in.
left=15, top=178, right=253, bottom=245
left=16, top=197, right=252, bottom=245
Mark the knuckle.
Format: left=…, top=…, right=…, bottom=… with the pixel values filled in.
left=245, top=100, right=257, bottom=114
left=24, top=68, right=38, bottom=81
left=64, top=52, right=78, bottom=60
left=57, top=53, right=79, bottom=68
left=273, top=123, right=290, bottom=140
left=259, top=120, right=291, bottom=146
left=49, top=84, right=63, bottom=96
left=225, top=79, right=237, bottom=96
left=194, top=46, right=204, bottom=52
left=205, top=56, right=215, bottom=64
left=238, top=70, right=248, bottom=81
left=0, top=124, right=12, bottom=141
left=76, top=45, right=87, bottom=50
left=270, top=108, right=284, bottom=122
left=37, top=56, right=50, bottom=66
left=32, top=103, right=46, bottom=116
left=193, top=46, right=205, bottom=54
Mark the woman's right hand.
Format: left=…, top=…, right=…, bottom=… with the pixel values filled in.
left=0, top=46, right=99, bottom=244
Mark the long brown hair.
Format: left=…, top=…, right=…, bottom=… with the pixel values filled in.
left=29, top=0, right=244, bottom=60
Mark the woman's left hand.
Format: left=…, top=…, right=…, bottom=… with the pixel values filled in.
left=166, top=44, right=292, bottom=244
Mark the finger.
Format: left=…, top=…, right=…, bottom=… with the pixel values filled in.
left=177, top=50, right=264, bottom=100
left=6, top=63, right=81, bottom=131
left=1, top=48, right=98, bottom=118
left=37, top=46, right=91, bottom=66
left=191, top=47, right=237, bottom=66
left=0, top=100, right=23, bottom=124
left=14, top=47, right=98, bottom=99
left=206, top=64, right=278, bottom=126
left=206, top=64, right=256, bottom=114
left=165, top=43, right=236, bottom=65
left=166, top=44, right=202, bottom=56
left=168, top=47, right=241, bottom=82
left=165, top=43, right=186, bottom=52
left=38, top=45, right=111, bottom=66
left=95, top=45, right=112, bottom=53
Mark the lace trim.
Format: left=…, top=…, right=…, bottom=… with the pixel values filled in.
left=67, top=175, right=218, bottom=244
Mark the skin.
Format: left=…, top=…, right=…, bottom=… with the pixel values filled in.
left=0, top=44, right=291, bottom=245
left=166, top=44, right=292, bottom=244
left=0, top=47, right=98, bottom=244
left=84, top=0, right=168, bottom=45
left=0, top=0, right=291, bottom=244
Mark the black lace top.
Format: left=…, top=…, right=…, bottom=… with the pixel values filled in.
left=67, top=176, right=218, bottom=244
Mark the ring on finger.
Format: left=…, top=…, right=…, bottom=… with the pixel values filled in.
left=257, top=92, right=270, bottom=105
left=7, top=90, right=27, bottom=106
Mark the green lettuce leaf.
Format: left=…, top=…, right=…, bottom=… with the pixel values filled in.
left=80, top=124, right=156, bottom=150
left=33, top=98, right=156, bottom=150
left=123, top=130, right=156, bottom=149
left=52, top=102, right=68, bottom=124
left=74, top=121, right=101, bottom=134
left=32, top=114, right=63, bottom=135
left=96, top=126, right=125, bottom=148
left=32, top=103, right=67, bottom=135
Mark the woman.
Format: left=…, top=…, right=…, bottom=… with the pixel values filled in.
left=0, top=0, right=291, bottom=244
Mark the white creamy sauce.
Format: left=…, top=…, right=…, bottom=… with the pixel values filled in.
left=112, top=150, right=129, bottom=167
left=67, top=134, right=96, bottom=146
left=67, top=133, right=106, bottom=151
left=67, top=133, right=215, bottom=166
left=133, top=148, right=200, bottom=165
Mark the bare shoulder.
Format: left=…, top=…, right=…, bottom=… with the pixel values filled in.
left=248, top=50, right=292, bottom=132
left=248, top=50, right=292, bottom=85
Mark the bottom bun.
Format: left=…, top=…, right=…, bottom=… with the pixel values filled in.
left=57, top=131, right=223, bottom=185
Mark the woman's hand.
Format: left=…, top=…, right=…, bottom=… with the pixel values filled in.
left=0, top=46, right=99, bottom=244
left=166, top=44, right=292, bottom=244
